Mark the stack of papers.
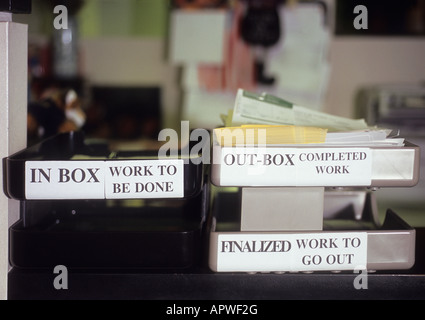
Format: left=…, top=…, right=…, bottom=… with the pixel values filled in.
left=324, top=130, right=404, bottom=147
left=214, top=125, right=328, bottom=146
left=219, top=89, right=405, bottom=147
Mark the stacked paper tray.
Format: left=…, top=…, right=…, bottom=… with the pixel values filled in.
left=3, top=131, right=205, bottom=200
left=4, top=132, right=209, bottom=270
left=211, top=142, right=420, bottom=187
left=208, top=190, right=416, bottom=273
left=10, top=192, right=208, bottom=269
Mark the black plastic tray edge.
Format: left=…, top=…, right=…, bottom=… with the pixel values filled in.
left=3, top=131, right=205, bottom=200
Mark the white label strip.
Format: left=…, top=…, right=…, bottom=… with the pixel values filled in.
left=25, top=159, right=184, bottom=199
left=217, top=232, right=368, bottom=272
left=105, top=160, right=184, bottom=199
left=25, top=161, right=105, bottom=199
left=219, top=147, right=372, bottom=186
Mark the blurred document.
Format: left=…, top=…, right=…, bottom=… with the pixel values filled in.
left=169, top=10, right=227, bottom=64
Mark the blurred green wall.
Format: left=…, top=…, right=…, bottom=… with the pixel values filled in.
left=15, top=0, right=169, bottom=38
left=79, top=0, right=168, bottom=38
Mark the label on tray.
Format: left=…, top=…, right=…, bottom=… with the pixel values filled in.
left=216, top=232, right=368, bottom=272
left=25, top=159, right=184, bottom=199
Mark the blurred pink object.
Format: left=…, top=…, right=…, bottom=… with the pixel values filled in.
left=197, top=2, right=256, bottom=91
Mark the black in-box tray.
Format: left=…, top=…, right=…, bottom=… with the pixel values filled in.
left=10, top=186, right=208, bottom=270
left=3, top=131, right=205, bottom=200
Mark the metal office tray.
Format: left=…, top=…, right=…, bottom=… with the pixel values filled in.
left=208, top=190, right=416, bottom=272
left=211, top=142, right=420, bottom=187
left=3, top=131, right=205, bottom=200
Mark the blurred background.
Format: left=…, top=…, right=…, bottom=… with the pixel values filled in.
left=12, top=0, right=425, bottom=225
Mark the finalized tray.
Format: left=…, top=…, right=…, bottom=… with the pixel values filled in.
left=3, top=131, right=205, bottom=200
left=10, top=181, right=209, bottom=270
left=208, top=189, right=416, bottom=273
left=210, top=142, right=420, bottom=188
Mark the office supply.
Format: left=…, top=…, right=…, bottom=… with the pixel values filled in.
left=213, top=124, right=404, bottom=147
left=213, top=124, right=328, bottom=146
left=356, top=83, right=425, bottom=204
left=5, top=132, right=208, bottom=270
left=208, top=189, right=416, bottom=272
left=211, top=142, right=419, bottom=187
left=208, top=89, right=420, bottom=273
left=228, top=89, right=369, bottom=131
left=4, top=132, right=204, bottom=200
left=10, top=193, right=208, bottom=269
